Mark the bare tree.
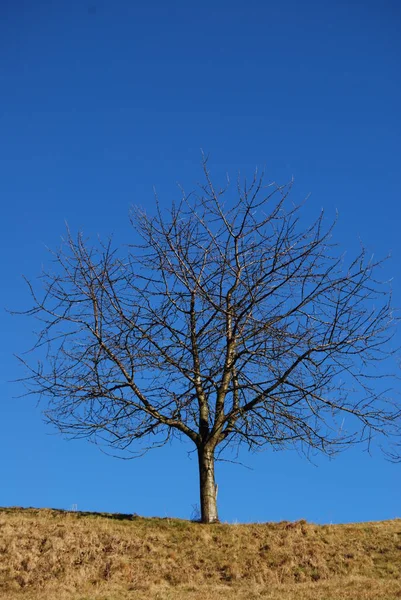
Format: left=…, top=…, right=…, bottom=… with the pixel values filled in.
left=18, top=162, right=399, bottom=523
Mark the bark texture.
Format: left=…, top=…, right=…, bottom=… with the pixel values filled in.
left=198, top=446, right=218, bottom=523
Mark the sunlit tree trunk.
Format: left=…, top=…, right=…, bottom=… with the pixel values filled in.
left=198, top=445, right=218, bottom=524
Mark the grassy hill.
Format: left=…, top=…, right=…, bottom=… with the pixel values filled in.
left=0, top=507, right=400, bottom=600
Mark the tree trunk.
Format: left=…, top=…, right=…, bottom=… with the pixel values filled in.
left=198, top=445, right=218, bottom=523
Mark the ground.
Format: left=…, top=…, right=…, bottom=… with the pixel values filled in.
left=0, top=508, right=400, bottom=599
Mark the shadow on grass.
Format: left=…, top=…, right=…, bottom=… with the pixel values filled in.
left=0, top=506, right=140, bottom=521
left=0, top=506, right=201, bottom=525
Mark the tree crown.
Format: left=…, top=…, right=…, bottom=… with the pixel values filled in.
left=18, top=163, right=400, bottom=462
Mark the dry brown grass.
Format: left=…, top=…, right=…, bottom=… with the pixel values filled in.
left=0, top=507, right=400, bottom=600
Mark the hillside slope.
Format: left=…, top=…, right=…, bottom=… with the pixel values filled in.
left=0, top=507, right=400, bottom=600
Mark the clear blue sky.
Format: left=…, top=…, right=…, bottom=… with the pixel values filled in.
left=1, top=0, right=400, bottom=524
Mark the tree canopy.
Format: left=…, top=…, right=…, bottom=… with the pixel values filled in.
left=19, top=162, right=400, bottom=522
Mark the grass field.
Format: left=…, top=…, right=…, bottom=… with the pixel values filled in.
left=0, top=507, right=400, bottom=599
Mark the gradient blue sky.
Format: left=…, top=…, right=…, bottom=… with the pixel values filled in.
left=1, top=0, right=400, bottom=524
